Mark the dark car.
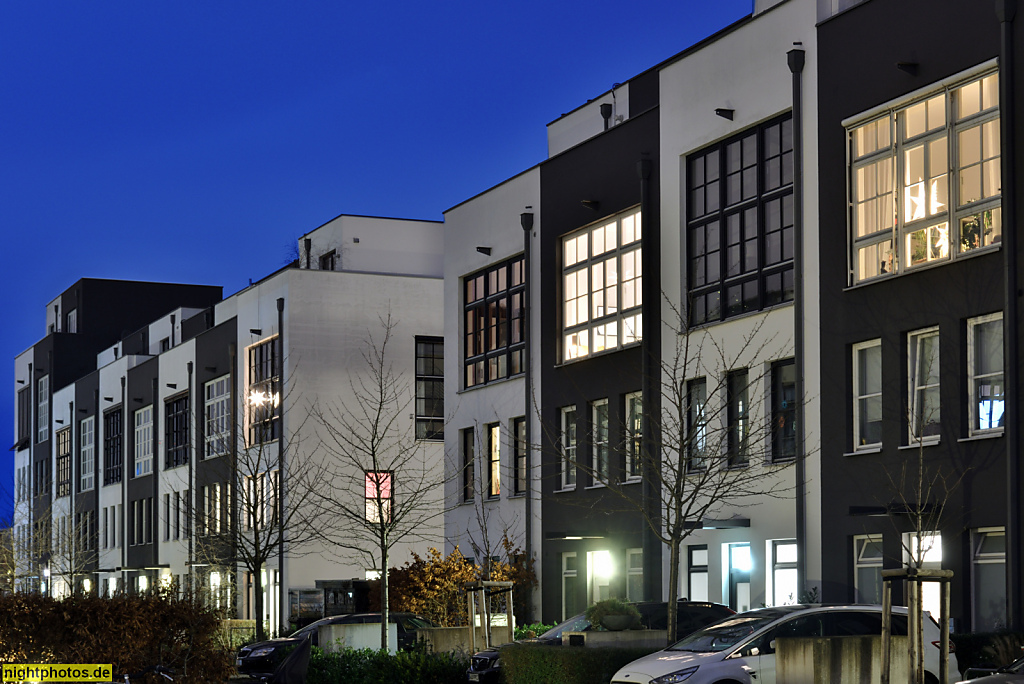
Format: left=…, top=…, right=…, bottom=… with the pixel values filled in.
left=466, top=601, right=734, bottom=683
left=237, top=612, right=439, bottom=678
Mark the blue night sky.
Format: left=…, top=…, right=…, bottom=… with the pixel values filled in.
left=0, top=0, right=751, bottom=520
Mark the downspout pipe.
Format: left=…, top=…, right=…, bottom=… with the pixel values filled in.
left=787, top=44, right=807, bottom=597
left=997, top=0, right=1021, bottom=631
left=520, top=210, right=534, bottom=618
left=277, top=297, right=286, bottom=633
left=187, top=361, right=194, bottom=593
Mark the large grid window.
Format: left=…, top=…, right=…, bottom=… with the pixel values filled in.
left=968, top=313, right=1004, bottom=434
left=415, top=337, right=444, bottom=440
left=248, top=337, right=281, bottom=445
left=687, top=116, right=794, bottom=325
left=561, top=208, right=642, bottom=361
left=103, top=409, right=123, bottom=486
left=853, top=340, right=883, bottom=450
left=560, top=406, right=577, bottom=489
left=37, top=375, right=49, bottom=443
left=465, top=257, right=525, bottom=387
left=80, top=417, right=95, bottom=492
left=165, top=395, right=190, bottom=469
left=55, top=428, right=71, bottom=498
left=908, top=327, right=941, bottom=443
left=204, top=376, right=231, bottom=458
left=135, top=406, right=153, bottom=477
left=849, top=70, right=1001, bottom=283
left=591, top=399, right=609, bottom=484
left=625, top=392, right=642, bottom=480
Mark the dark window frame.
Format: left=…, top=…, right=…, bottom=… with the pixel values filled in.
left=462, top=427, right=475, bottom=502
left=727, top=369, right=749, bottom=467
left=513, top=417, right=526, bottom=495
left=165, top=394, right=190, bottom=469
left=464, top=256, right=526, bottom=388
left=248, top=337, right=281, bottom=445
left=55, top=427, right=72, bottom=498
left=415, top=336, right=444, bottom=441
left=103, top=409, right=123, bottom=486
left=771, top=359, right=797, bottom=461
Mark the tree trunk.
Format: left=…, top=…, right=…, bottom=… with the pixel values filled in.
left=254, top=569, right=265, bottom=642
left=380, top=543, right=390, bottom=652
left=667, top=539, right=681, bottom=644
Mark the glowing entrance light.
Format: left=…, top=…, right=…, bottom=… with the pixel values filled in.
left=593, top=550, right=614, bottom=580
left=731, top=545, right=752, bottom=573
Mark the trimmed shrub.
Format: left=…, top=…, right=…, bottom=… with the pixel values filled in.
left=499, top=644, right=660, bottom=684
left=514, top=622, right=555, bottom=640
left=307, top=647, right=469, bottom=684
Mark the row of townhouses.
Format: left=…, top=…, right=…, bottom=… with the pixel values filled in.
left=12, top=0, right=1024, bottom=635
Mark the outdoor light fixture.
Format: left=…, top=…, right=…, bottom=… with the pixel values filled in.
left=55, top=419, right=64, bottom=425
left=103, top=397, right=113, bottom=402
left=593, top=550, right=614, bottom=580
left=581, top=200, right=600, bottom=211
left=166, top=383, right=177, bottom=389
left=475, top=246, right=492, bottom=255
left=896, top=61, right=919, bottom=75
left=82, top=578, right=91, bottom=593
left=16, top=379, right=24, bottom=385
left=250, top=328, right=262, bottom=336
left=715, top=108, right=735, bottom=120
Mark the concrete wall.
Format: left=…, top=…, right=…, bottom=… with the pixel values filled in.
left=320, top=622, right=399, bottom=654
left=776, top=636, right=910, bottom=684
left=417, top=624, right=514, bottom=654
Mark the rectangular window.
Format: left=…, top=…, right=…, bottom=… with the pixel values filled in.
left=771, top=360, right=797, bottom=461
left=415, top=337, right=444, bottom=440
left=561, top=208, right=643, bottom=361
left=464, top=256, right=526, bottom=387
left=55, top=428, right=71, bottom=498
left=66, top=309, right=77, bottom=334
left=213, top=483, right=222, bottom=534
left=771, top=540, right=798, bottom=606
left=17, top=387, right=31, bottom=446
left=103, top=410, right=123, bottom=485
left=462, top=428, right=475, bottom=502
left=562, top=552, right=578, bottom=621
left=560, top=407, right=577, bottom=489
left=849, top=70, right=1000, bottom=283
left=968, top=313, right=1004, bottom=433
left=131, top=499, right=139, bottom=546
left=174, top=491, right=181, bottom=540
left=200, top=485, right=210, bottom=535
left=513, top=417, right=526, bottom=495
left=625, top=392, right=642, bottom=480
left=905, top=531, right=943, bottom=619
left=248, top=336, right=281, bottom=444
left=853, top=340, right=883, bottom=449
left=627, top=548, right=644, bottom=602
left=973, top=527, right=1006, bottom=631
left=908, top=327, right=941, bottom=443
left=487, top=423, right=500, bottom=499
left=184, top=488, right=191, bottom=538
left=204, top=375, right=231, bottom=458
left=134, top=405, right=153, bottom=477
left=591, top=399, right=609, bottom=483
left=686, top=379, right=708, bottom=471
left=80, top=417, right=95, bottom=492
left=145, top=497, right=152, bottom=544
left=854, top=534, right=884, bottom=603
left=727, top=370, right=749, bottom=467
left=164, top=493, right=171, bottom=541
left=319, top=250, right=337, bottom=271
left=165, top=395, right=189, bottom=469
left=687, top=115, right=794, bottom=325
left=37, top=375, right=49, bottom=443
left=365, top=471, right=393, bottom=523
left=688, top=545, right=709, bottom=602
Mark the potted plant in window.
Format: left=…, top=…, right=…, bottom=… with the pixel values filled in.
left=585, top=598, right=641, bottom=631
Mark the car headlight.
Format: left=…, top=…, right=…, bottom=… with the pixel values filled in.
left=248, top=647, right=276, bottom=658
left=650, top=666, right=699, bottom=684
left=493, top=658, right=501, bottom=669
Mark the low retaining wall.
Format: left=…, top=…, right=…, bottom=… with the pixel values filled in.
left=418, top=624, right=514, bottom=654
left=777, top=635, right=909, bottom=683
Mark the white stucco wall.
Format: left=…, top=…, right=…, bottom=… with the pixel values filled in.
left=547, top=84, right=631, bottom=158
left=298, top=214, right=444, bottom=278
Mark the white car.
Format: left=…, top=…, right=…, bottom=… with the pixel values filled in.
left=611, top=604, right=958, bottom=684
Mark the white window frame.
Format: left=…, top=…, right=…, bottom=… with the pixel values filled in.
left=562, top=551, right=578, bottom=621
left=561, top=207, right=643, bottom=361
left=204, top=375, right=231, bottom=458
left=560, top=406, right=577, bottom=490
left=80, top=416, right=95, bottom=492
left=854, top=534, right=884, bottom=604
left=37, top=375, right=49, bottom=443
left=770, top=540, right=799, bottom=607
left=134, top=406, right=153, bottom=477
left=908, top=327, right=941, bottom=444
left=972, top=527, right=1007, bottom=631
left=591, top=399, right=609, bottom=484
left=626, top=548, right=643, bottom=602
left=487, top=423, right=500, bottom=499
left=688, top=545, right=709, bottom=602
left=848, top=67, right=1001, bottom=284
left=625, top=392, right=643, bottom=481
left=968, top=312, right=1004, bottom=435
left=853, top=339, right=883, bottom=450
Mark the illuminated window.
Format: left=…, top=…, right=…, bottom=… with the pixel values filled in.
left=625, top=392, right=642, bottom=480
left=135, top=405, right=153, bottom=476
left=908, top=327, right=940, bottom=443
left=687, top=115, right=794, bottom=325
left=770, top=540, right=798, bottom=606
left=560, top=407, right=577, bottom=489
left=464, top=257, right=525, bottom=387
left=591, top=399, right=609, bottom=483
left=688, top=545, right=709, bottom=602
left=365, top=471, right=393, bottom=524
left=853, top=340, right=882, bottom=450
left=79, top=417, right=95, bottom=492
left=487, top=423, right=500, bottom=499
left=849, top=70, right=1000, bottom=283
left=561, top=208, right=642, bottom=361
left=204, top=376, right=231, bottom=458
left=968, top=313, right=1004, bottom=434
left=247, top=337, right=280, bottom=445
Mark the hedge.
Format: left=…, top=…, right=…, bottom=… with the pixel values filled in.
left=307, top=647, right=469, bottom=684
left=0, top=591, right=233, bottom=684
left=499, top=644, right=660, bottom=684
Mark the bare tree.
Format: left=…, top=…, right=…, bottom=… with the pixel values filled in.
left=311, top=311, right=447, bottom=651
left=557, top=296, right=800, bottom=643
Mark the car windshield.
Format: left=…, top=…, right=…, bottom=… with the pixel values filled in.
left=537, top=614, right=591, bottom=640
left=1005, top=656, right=1024, bottom=674
left=289, top=618, right=332, bottom=638
left=667, top=609, right=794, bottom=652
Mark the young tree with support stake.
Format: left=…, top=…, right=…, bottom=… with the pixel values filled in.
left=311, top=311, right=447, bottom=652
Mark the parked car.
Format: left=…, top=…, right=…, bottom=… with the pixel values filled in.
left=467, top=601, right=734, bottom=683
left=237, top=612, right=439, bottom=678
left=610, top=604, right=959, bottom=684
left=959, top=655, right=1024, bottom=683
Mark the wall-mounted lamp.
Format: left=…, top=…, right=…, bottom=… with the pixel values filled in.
left=55, top=419, right=64, bottom=425
left=600, top=102, right=613, bottom=131
left=166, top=383, right=177, bottom=389
left=520, top=212, right=534, bottom=232
left=78, top=408, right=88, bottom=413
left=132, top=397, right=143, bottom=403
left=896, top=62, right=919, bottom=75
left=475, top=246, right=492, bottom=256
left=581, top=200, right=600, bottom=211
left=715, top=108, right=735, bottom=120
left=250, top=328, right=262, bottom=336
left=16, top=379, right=25, bottom=385
left=205, top=366, right=217, bottom=373
left=103, top=397, right=114, bottom=402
